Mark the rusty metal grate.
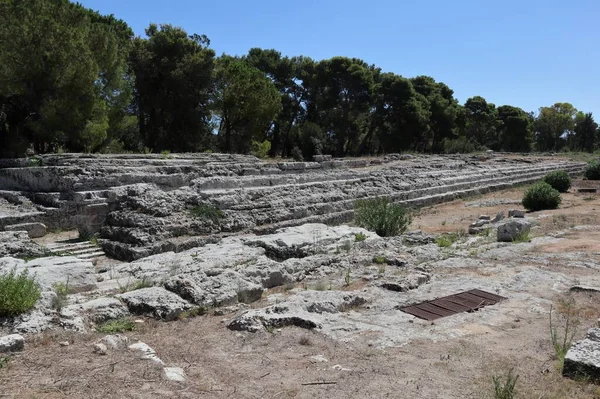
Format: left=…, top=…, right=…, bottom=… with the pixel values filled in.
left=400, top=289, right=506, bottom=321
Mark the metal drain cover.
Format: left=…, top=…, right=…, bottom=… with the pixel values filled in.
left=400, top=289, right=506, bottom=321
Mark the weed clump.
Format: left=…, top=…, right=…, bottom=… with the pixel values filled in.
left=0, top=268, right=41, bottom=317
left=190, top=203, right=224, bottom=221
left=354, top=197, right=411, bottom=237
left=522, top=182, right=561, bottom=211
left=492, top=368, right=519, bottom=399
left=543, top=170, right=571, bottom=193
left=354, top=232, right=367, bottom=242
left=96, top=318, right=135, bottom=333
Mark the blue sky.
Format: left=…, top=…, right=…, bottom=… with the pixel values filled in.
left=78, top=0, right=600, bottom=115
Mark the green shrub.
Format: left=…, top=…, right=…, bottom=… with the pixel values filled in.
left=522, top=182, right=561, bottom=211
left=543, top=170, right=571, bottom=193
left=190, top=203, right=224, bottom=221
left=96, top=318, right=135, bottom=333
left=0, top=268, right=41, bottom=316
left=442, top=137, right=482, bottom=154
left=354, top=197, right=412, bottom=237
left=251, top=140, right=271, bottom=159
left=584, top=161, right=600, bottom=180
left=354, top=232, right=367, bottom=242
left=291, top=146, right=303, bottom=161
left=373, top=255, right=386, bottom=264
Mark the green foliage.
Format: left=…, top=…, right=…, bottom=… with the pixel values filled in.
left=27, top=158, right=42, bottom=167
left=549, top=299, right=580, bottom=371
left=584, top=161, right=600, bottom=180
left=497, top=105, right=532, bottom=152
left=344, top=269, right=351, bottom=286
left=179, top=306, right=209, bottom=319
left=522, top=182, right=561, bottom=211
left=492, top=368, right=519, bottom=399
left=213, top=56, right=282, bottom=153
left=132, top=277, right=153, bottom=290
left=130, top=24, right=215, bottom=152
left=96, top=318, right=135, bottom=333
left=354, top=232, right=367, bottom=242
left=511, top=231, right=531, bottom=244
left=160, top=150, right=172, bottom=159
left=354, top=197, right=412, bottom=237
left=290, top=146, right=303, bottom=161
left=0, top=355, right=9, bottom=369
left=190, top=203, right=224, bottom=221
left=436, top=233, right=459, bottom=248
left=543, top=170, right=571, bottom=193
left=251, top=140, right=271, bottom=159
left=373, top=255, right=386, bottom=264
left=51, top=277, right=70, bottom=310
left=534, top=103, right=577, bottom=152
left=0, top=268, right=41, bottom=316
left=442, top=137, right=480, bottom=154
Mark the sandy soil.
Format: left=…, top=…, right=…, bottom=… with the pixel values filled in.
left=2, top=180, right=600, bottom=399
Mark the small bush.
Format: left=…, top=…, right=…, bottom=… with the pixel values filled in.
left=251, top=140, right=271, bottom=159
left=96, top=318, right=135, bottom=333
left=354, top=197, right=412, bottom=237
left=160, top=150, right=173, bottom=159
left=584, top=161, right=600, bottom=180
left=0, top=268, right=41, bottom=316
left=190, top=203, right=224, bottom=221
left=354, top=232, right=367, bottom=242
left=549, top=298, right=580, bottom=371
left=522, top=182, right=561, bottom=211
left=436, top=233, right=459, bottom=248
left=373, top=255, right=386, bottom=264
left=492, top=368, right=519, bottom=399
left=543, top=170, right=571, bottom=193
left=51, top=278, right=70, bottom=311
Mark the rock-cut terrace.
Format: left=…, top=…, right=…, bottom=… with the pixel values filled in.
left=0, top=152, right=585, bottom=261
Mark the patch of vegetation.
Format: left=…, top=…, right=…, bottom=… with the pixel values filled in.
left=298, top=336, right=312, bottom=346
left=522, top=181, right=561, bottom=211
left=373, top=255, right=386, bottom=264
left=160, top=150, right=173, bottom=159
left=354, top=232, right=367, bottom=242
left=27, top=157, right=42, bottom=167
left=250, top=140, right=271, bottom=159
left=354, top=197, right=412, bottom=237
left=0, top=355, right=9, bottom=369
left=0, top=268, right=41, bottom=317
left=51, top=277, right=70, bottom=311
left=179, top=306, right=209, bottom=320
left=584, top=161, right=600, bottom=180
left=543, top=170, right=572, bottom=193
left=132, top=277, right=154, bottom=291
left=377, top=264, right=386, bottom=275
left=436, top=232, right=459, bottom=248
left=583, top=196, right=596, bottom=201
left=190, top=203, right=224, bottom=222
left=78, top=230, right=96, bottom=242
left=312, top=281, right=328, bottom=291
left=96, top=318, right=136, bottom=334
left=511, top=231, right=531, bottom=244
left=549, top=298, right=580, bottom=371
left=492, top=368, right=519, bottom=399
left=344, top=269, right=351, bottom=286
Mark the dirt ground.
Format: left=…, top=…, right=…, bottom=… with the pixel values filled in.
left=2, top=179, right=600, bottom=399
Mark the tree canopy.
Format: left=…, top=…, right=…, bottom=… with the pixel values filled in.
left=1, top=0, right=598, bottom=158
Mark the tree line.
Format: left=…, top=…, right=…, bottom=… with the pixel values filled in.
left=1, top=0, right=598, bottom=159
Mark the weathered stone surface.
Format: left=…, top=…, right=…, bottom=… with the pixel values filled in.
left=5, top=222, right=47, bottom=238
left=164, top=367, right=186, bottom=382
left=563, top=328, right=600, bottom=381
left=227, top=291, right=368, bottom=332
left=66, top=297, right=129, bottom=323
left=508, top=209, right=526, bottom=218
left=129, top=341, right=164, bottom=365
left=380, top=273, right=431, bottom=292
left=0, top=256, right=97, bottom=292
left=497, top=219, right=532, bottom=242
left=0, top=231, right=46, bottom=258
left=0, top=334, right=24, bottom=353
left=117, top=287, right=192, bottom=320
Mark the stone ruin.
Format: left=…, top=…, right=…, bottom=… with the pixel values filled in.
left=2, top=152, right=598, bottom=382
left=0, top=152, right=585, bottom=260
